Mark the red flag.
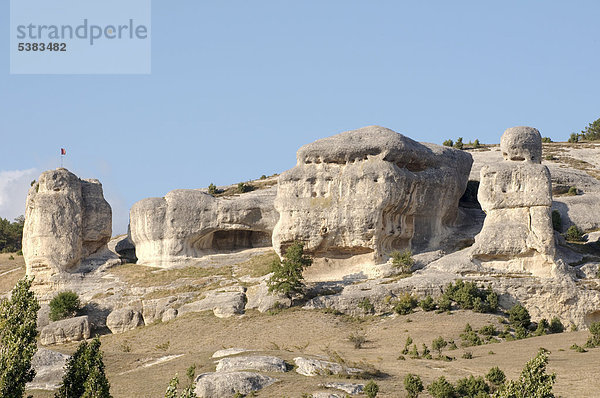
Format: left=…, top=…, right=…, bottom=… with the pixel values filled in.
left=61, top=148, right=66, bottom=155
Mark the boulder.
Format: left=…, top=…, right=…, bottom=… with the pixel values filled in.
left=40, top=315, right=91, bottom=345
left=215, top=355, right=288, bottom=373
left=142, top=296, right=182, bottom=324
left=245, top=281, right=291, bottom=313
left=212, top=348, right=253, bottom=359
left=129, top=186, right=278, bottom=267
left=106, top=307, right=144, bottom=334
left=471, top=127, right=556, bottom=275
left=272, top=126, right=472, bottom=273
left=178, top=288, right=246, bottom=318
left=321, top=382, right=365, bottom=394
left=27, top=348, right=70, bottom=390
left=193, top=371, right=277, bottom=397
left=293, top=357, right=363, bottom=377
left=23, top=168, right=111, bottom=283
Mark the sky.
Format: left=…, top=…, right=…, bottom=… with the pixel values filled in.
left=1, top=1, right=599, bottom=234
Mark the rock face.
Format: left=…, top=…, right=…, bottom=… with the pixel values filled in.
left=40, top=315, right=91, bottom=345
left=471, top=127, right=556, bottom=274
left=178, top=288, right=246, bottom=318
left=293, top=357, right=363, bottom=377
left=272, top=126, right=473, bottom=267
left=129, top=186, right=278, bottom=267
left=106, top=307, right=144, bottom=334
left=23, top=168, right=112, bottom=282
left=27, top=348, right=70, bottom=390
left=194, top=371, right=277, bottom=397
left=215, top=355, right=288, bottom=373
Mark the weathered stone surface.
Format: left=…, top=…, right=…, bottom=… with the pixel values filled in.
left=178, top=288, right=246, bottom=318
left=40, top=315, right=91, bottom=345
left=321, top=382, right=365, bottom=394
left=161, top=308, right=178, bottom=322
left=212, top=348, right=253, bottom=359
left=272, top=126, right=472, bottom=272
left=245, top=281, right=292, bottom=313
left=27, top=348, right=70, bottom=391
left=216, top=355, right=288, bottom=373
left=194, top=371, right=277, bottom=397
left=106, top=307, right=144, bottom=334
left=141, top=296, right=183, bottom=324
left=129, top=186, right=278, bottom=267
left=293, top=357, right=363, bottom=377
left=471, top=127, right=555, bottom=273
left=23, top=169, right=111, bottom=283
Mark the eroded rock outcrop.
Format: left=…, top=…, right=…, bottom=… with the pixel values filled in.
left=23, top=169, right=112, bottom=282
left=471, top=127, right=556, bottom=275
left=129, top=187, right=277, bottom=267
left=272, top=126, right=473, bottom=267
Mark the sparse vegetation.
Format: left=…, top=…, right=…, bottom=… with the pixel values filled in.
left=390, top=250, right=414, bottom=273
left=164, top=365, right=197, bottom=398
left=585, top=321, right=600, bottom=348
left=0, top=277, right=40, bottom=397
left=541, top=137, right=553, bottom=143
left=364, top=380, right=379, bottom=398
left=427, top=376, right=456, bottom=398
left=393, top=293, right=418, bottom=315
left=419, top=295, right=436, bottom=312
left=268, top=242, right=313, bottom=299
left=460, top=323, right=482, bottom=347
left=567, top=186, right=578, bottom=196
left=508, top=304, right=530, bottom=329
left=432, top=336, right=447, bottom=357
left=492, top=348, right=555, bottom=398
left=453, top=137, right=464, bottom=150
left=404, top=374, right=424, bottom=398
left=486, top=366, right=506, bottom=388
left=49, top=290, right=81, bottom=321
left=441, top=280, right=498, bottom=313
left=568, top=133, right=579, bottom=143
left=237, top=182, right=253, bottom=193
left=348, top=332, right=368, bottom=349
left=443, top=139, right=453, bottom=147
left=358, top=298, right=374, bottom=314
left=208, top=183, right=217, bottom=195
left=551, top=210, right=562, bottom=231
left=455, top=375, right=490, bottom=397
left=565, top=225, right=584, bottom=242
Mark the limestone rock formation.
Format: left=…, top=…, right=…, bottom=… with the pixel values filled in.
left=177, top=287, right=246, bottom=318
left=293, top=357, right=363, bottom=377
left=215, top=355, right=288, bottom=373
left=27, top=348, right=70, bottom=390
left=272, top=126, right=473, bottom=267
left=194, top=371, right=277, bottom=397
left=106, top=307, right=144, bottom=334
left=471, top=127, right=556, bottom=274
left=23, top=168, right=112, bottom=282
left=40, top=315, right=91, bottom=345
left=129, top=186, right=277, bottom=267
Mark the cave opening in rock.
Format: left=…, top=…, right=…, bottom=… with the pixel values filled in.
left=211, top=230, right=272, bottom=251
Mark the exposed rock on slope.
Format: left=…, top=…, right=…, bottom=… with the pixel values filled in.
left=272, top=126, right=473, bottom=267
left=23, top=168, right=112, bottom=283
left=471, top=127, right=555, bottom=275
left=129, top=187, right=277, bottom=267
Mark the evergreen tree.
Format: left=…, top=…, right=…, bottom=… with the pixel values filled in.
left=0, top=277, right=40, bottom=398
left=268, top=242, right=313, bottom=298
left=56, top=337, right=111, bottom=398
left=492, top=349, right=555, bottom=398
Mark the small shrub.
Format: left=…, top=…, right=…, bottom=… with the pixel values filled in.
left=436, top=295, right=452, bottom=313
left=586, top=321, right=600, bottom=347
left=49, top=291, right=81, bottom=322
left=394, top=293, right=418, bottom=315
left=120, top=340, right=131, bottom=353
left=408, top=344, right=419, bottom=359
left=493, top=348, right=555, bottom=397
left=358, top=298, right=374, bottom=314
left=208, top=183, right=217, bottom=195
left=570, top=343, right=586, bottom=353
left=479, top=324, right=497, bottom=337
left=237, top=182, right=253, bottom=193
left=364, top=380, right=379, bottom=398
left=348, top=332, right=367, bottom=349
left=544, top=154, right=555, bottom=161
left=460, top=323, right=482, bottom=347
left=549, top=317, right=564, bottom=334
left=514, top=326, right=529, bottom=340
left=486, top=366, right=506, bottom=386
left=473, top=139, right=481, bottom=149
left=427, top=376, right=456, bottom=398
left=432, top=336, right=447, bottom=357
left=462, top=351, right=473, bottom=359
left=535, top=319, right=549, bottom=336
left=404, top=374, right=424, bottom=398
left=260, top=175, right=267, bottom=180
left=508, top=304, right=531, bottom=329
left=551, top=210, right=562, bottom=231
left=453, top=137, right=464, bottom=150
left=156, top=341, right=170, bottom=351
left=401, top=336, right=413, bottom=355
left=455, top=375, right=489, bottom=397
left=419, top=295, right=436, bottom=311
left=541, top=137, right=553, bottom=143
left=567, top=186, right=578, bottom=196
left=390, top=250, right=414, bottom=273
left=568, top=132, right=579, bottom=143
left=564, top=225, right=584, bottom=242
left=8, top=255, right=14, bottom=260
left=443, top=139, right=454, bottom=147
left=421, top=343, right=432, bottom=359
left=442, top=280, right=498, bottom=313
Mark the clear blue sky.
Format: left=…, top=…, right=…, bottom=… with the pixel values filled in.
left=1, top=1, right=599, bottom=234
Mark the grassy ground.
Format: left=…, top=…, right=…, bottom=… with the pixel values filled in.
left=25, top=307, right=600, bottom=397
left=0, top=252, right=26, bottom=295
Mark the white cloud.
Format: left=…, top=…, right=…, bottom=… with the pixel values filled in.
left=0, top=169, right=38, bottom=220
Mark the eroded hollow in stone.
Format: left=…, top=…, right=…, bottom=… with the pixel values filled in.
left=188, top=230, right=272, bottom=252
left=585, top=310, right=600, bottom=327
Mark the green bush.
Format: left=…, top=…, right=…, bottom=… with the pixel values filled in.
left=492, top=349, right=555, bottom=398
left=0, top=215, right=25, bottom=253
left=486, top=366, right=506, bottom=387
left=401, top=336, right=413, bottom=355
left=585, top=321, right=600, bottom=347
left=348, top=332, right=367, bottom=349
left=165, top=365, right=197, bottom=398
left=404, top=374, right=424, bottom=398
left=364, top=380, right=379, bottom=398
left=567, top=186, right=578, bottom=196
left=442, top=280, right=498, bottom=313
left=432, top=336, right=447, bottom=357
left=460, top=323, right=482, bottom=347
left=427, top=376, right=456, bottom=398
left=508, top=304, right=530, bottom=329
left=473, top=139, right=481, bottom=149
left=56, top=336, right=111, bottom=398
left=564, top=225, right=584, bottom=242
left=580, top=117, right=600, bottom=141
left=0, top=277, right=40, bottom=397
left=455, top=375, right=489, bottom=397
left=208, top=183, right=217, bottom=195
left=443, top=139, right=454, bottom=147
left=268, top=242, right=313, bottom=299
left=568, top=133, right=579, bottom=143
left=479, top=324, right=497, bottom=337
left=394, top=293, right=418, bottom=315
left=535, top=319, right=549, bottom=336
left=541, top=137, right=553, bottom=143
left=549, top=317, right=564, bottom=334
left=551, top=210, right=562, bottom=231
left=390, top=250, right=414, bottom=273
left=358, top=298, right=374, bottom=314
left=436, top=295, right=452, bottom=313
left=49, top=291, right=81, bottom=322
left=419, top=295, right=436, bottom=311
left=453, top=137, right=464, bottom=150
